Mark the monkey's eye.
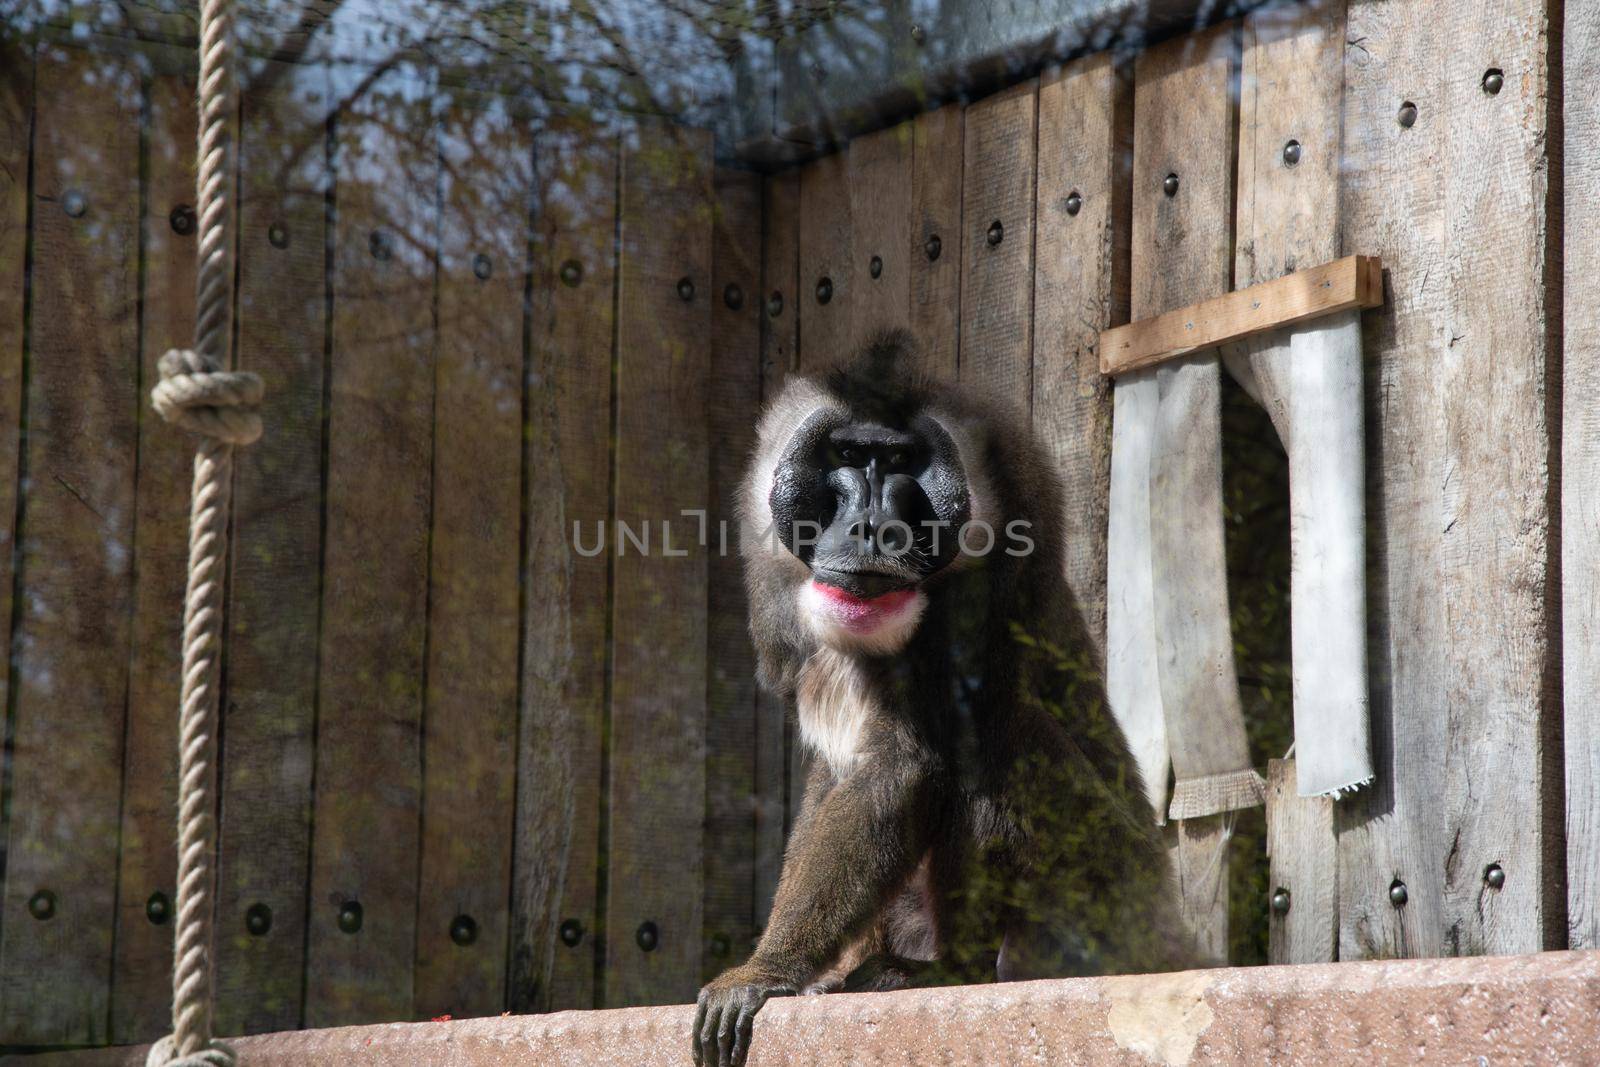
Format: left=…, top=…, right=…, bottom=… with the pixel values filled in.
left=837, top=445, right=860, bottom=465
left=888, top=450, right=908, bottom=468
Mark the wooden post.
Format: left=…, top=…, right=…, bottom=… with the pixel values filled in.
left=305, top=63, right=438, bottom=1026
left=910, top=106, right=963, bottom=382
left=704, top=167, right=763, bottom=981
left=1266, top=760, right=1337, bottom=964
left=0, top=44, right=141, bottom=1046
left=413, top=92, right=529, bottom=1020
left=1127, top=24, right=1243, bottom=965
left=510, top=117, right=617, bottom=1014
left=216, top=59, right=329, bottom=1035
left=1567, top=0, right=1600, bottom=952
left=1335, top=0, right=1561, bottom=958
left=605, top=119, right=712, bottom=1007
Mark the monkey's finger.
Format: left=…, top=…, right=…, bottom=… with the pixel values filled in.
left=730, top=1002, right=759, bottom=1067
left=694, top=998, right=716, bottom=1067
left=691, top=998, right=710, bottom=1062
left=717, top=999, right=742, bottom=1067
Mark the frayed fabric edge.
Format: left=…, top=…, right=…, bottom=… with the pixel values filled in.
left=1305, top=774, right=1373, bottom=801
left=1166, top=768, right=1267, bottom=821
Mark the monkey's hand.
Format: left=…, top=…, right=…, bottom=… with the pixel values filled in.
left=692, top=962, right=798, bottom=1067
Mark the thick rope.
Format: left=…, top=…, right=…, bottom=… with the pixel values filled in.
left=146, top=0, right=258, bottom=1062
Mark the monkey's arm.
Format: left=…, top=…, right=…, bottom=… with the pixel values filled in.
left=693, top=749, right=936, bottom=1067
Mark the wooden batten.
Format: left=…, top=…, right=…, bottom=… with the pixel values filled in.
left=1097, top=254, right=1382, bottom=376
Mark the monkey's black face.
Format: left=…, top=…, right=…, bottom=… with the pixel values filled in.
left=768, top=407, right=971, bottom=651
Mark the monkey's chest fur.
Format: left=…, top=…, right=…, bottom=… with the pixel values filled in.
left=796, top=648, right=878, bottom=779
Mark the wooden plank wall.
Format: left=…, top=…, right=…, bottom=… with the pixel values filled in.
left=0, top=0, right=1580, bottom=1042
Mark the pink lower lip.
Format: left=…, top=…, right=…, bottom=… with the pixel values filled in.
left=813, top=581, right=915, bottom=629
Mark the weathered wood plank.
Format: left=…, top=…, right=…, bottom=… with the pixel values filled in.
left=1101, top=256, right=1380, bottom=376
left=797, top=152, right=852, bottom=365
left=1337, top=0, right=1560, bottom=959
left=1433, top=0, right=1559, bottom=956
left=509, top=117, right=617, bottom=1014
left=216, top=59, right=329, bottom=1037
left=846, top=123, right=912, bottom=343
left=305, top=66, right=438, bottom=1026
left=605, top=120, right=712, bottom=1008
left=704, top=167, right=762, bottom=982
left=111, top=62, right=197, bottom=1045
left=412, top=95, right=528, bottom=1020
left=0, top=44, right=141, bottom=1045
left=1033, top=53, right=1129, bottom=661
left=909, top=106, right=962, bottom=381
left=755, top=169, right=798, bottom=925
left=1567, top=0, right=1600, bottom=952
left=959, top=80, right=1037, bottom=413
left=0, top=48, right=29, bottom=828
left=1266, top=759, right=1337, bottom=964
left=1130, top=24, right=1241, bottom=965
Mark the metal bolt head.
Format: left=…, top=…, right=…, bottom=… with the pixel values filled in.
left=1389, top=880, right=1409, bottom=908
left=369, top=229, right=393, bottom=262
left=677, top=276, right=695, bottom=302
left=723, top=282, right=744, bottom=310
left=766, top=290, right=784, bottom=318
left=1065, top=191, right=1082, bottom=217
left=869, top=254, right=883, bottom=279
left=559, top=918, right=584, bottom=947
left=711, top=932, right=732, bottom=957
left=1398, top=101, right=1418, bottom=128
left=910, top=23, right=926, bottom=45
left=169, top=204, right=196, bottom=236
left=1482, top=68, right=1503, bottom=95
left=449, top=913, right=478, bottom=946
left=809, top=62, right=826, bottom=83
left=62, top=190, right=87, bottom=218
left=1163, top=173, right=1180, bottom=198
left=815, top=276, right=833, bottom=305
left=27, top=889, right=56, bottom=921
left=986, top=220, right=1004, bottom=247
left=472, top=253, right=493, bottom=281
left=246, top=902, right=273, bottom=936
left=1282, top=139, right=1302, bottom=167
left=268, top=221, right=290, bottom=249
left=559, top=259, right=582, bottom=287
left=924, top=234, right=942, bottom=261
left=146, top=891, right=171, bottom=926
left=635, top=920, right=659, bottom=952
left=1484, top=863, right=1505, bottom=890
left=337, top=900, right=363, bottom=934
left=1270, top=888, right=1291, bottom=915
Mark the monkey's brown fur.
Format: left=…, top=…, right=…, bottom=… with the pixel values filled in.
left=694, top=332, right=1190, bottom=1067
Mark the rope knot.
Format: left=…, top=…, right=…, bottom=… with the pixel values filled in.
left=151, top=349, right=264, bottom=446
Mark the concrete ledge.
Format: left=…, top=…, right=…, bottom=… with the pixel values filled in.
left=10, top=950, right=1600, bottom=1066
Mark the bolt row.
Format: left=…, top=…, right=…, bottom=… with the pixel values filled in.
left=1267, top=863, right=1508, bottom=917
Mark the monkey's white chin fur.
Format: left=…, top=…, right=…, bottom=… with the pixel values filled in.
left=799, top=579, right=926, bottom=656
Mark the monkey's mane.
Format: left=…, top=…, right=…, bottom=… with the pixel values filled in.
left=821, top=328, right=937, bottom=425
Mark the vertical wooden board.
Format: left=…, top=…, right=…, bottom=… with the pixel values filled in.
left=1130, top=24, right=1238, bottom=965
left=846, top=123, right=912, bottom=343
left=1333, top=0, right=1562, bottom=960
left=1230, top=0, right=1345, bottom=969
left=1032, top=54, right=1129, bottom=660
left=216, top=60, right=329, bottom=1036
left=910, top=106, right=962, bottom=381
left=1434, top=0, right=1558, bottom=955
left=110, top=63, right=197, bottom=1044
left=959, top=81, right=1037, bottom=414
left=413, top=95, right=528, bottom=1020
left=1234, top=0, right=1344, bottom=288
left=0, top=45, right=29, bottom=790
left=509, top=118, right=616, bottom=1014
left=305, top=66, right=437, bottom=1026
left=703, top=167, right=762, bottom=981
left=0, top=45, right=140, bottom=1045
left=755, top=169, right=797, bottom=924
left=1333, top=0, right=1449, bottom=962
left=1567, top=0, right=1600, bottom=952
left=1266, top=760, right=1337, bottom=964
left=605, top=120, right=712, bottom=1007
left=796, top=152, right=851, bottom=368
